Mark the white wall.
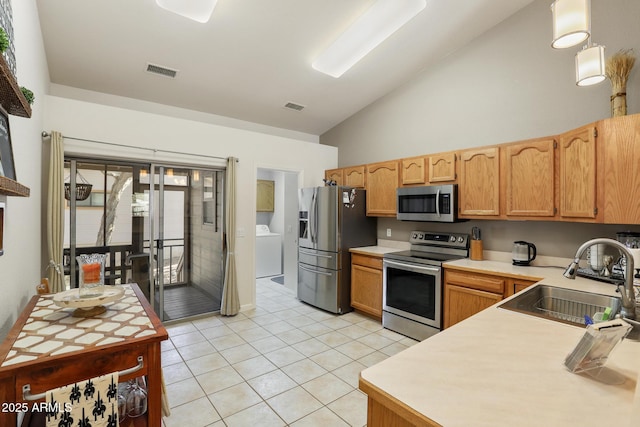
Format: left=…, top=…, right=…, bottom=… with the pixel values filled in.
left=0, top=0, right=49, bottom=341
left=320, top=0, right=640, bottom=257
left=321, top=0, right=640, bottom=164
left=43, top=95, right=337, bottom=312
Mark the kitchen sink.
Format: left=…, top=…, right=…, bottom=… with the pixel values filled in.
left=498, top=285, right=621, bottom=327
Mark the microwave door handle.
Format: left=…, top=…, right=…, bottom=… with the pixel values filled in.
left=435, top=188, right=441, bottom=217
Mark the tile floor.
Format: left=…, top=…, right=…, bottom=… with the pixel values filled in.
left=161, top=276, right=418, bottom=426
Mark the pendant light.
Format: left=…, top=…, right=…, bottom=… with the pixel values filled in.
left=551, top=0, right=590, bottom=49
left=575, top=42, right=606, bottom=86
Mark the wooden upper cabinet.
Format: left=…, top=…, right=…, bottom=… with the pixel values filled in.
left=324, top=168, right=343, bottom=186
left=429, top=152, right=456, bottom=183
left=344, top=165, right=366, bottom=188
left=366, top=160, right=400, bottom=217
left=599, top=115, right=640, bottom=224
left=458, top=147, right=500, bottom=216
left=504, top=139, right=555, bottom=217
left=400, top=156, right=426, bottom=185
left=558, top=125, right=597, bottom=219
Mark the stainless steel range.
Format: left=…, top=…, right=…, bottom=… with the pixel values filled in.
left=383, top=231, right=469, bottom=341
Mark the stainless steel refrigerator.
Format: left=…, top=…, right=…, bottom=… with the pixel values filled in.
left=298, top=186, right=376, bottom=314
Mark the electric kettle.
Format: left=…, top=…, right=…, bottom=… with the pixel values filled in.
left=512, top=241, right=536, bottom=266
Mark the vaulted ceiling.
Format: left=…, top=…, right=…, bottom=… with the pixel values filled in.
left=36, top=0, right=535, bottom=136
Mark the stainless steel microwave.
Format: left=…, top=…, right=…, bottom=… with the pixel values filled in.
left=396, top=184, right=460, bottom=222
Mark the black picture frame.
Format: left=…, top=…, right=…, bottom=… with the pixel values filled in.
left=0, top=105, right=16, bottom=180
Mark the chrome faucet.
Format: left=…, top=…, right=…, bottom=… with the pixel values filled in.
left=564, top=238, right=637, bottom=321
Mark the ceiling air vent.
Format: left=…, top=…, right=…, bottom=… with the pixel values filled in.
left=145, top=63, right=179, bottom=78
left=284, top=102, right=305, bottom=112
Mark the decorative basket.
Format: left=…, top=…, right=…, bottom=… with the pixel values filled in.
left=64, top=170, right=93, bottom=201
left=64, top=183, right=93, bottom=201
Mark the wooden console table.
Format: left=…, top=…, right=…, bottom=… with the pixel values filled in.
left=0, top=283, right=168, bottom=426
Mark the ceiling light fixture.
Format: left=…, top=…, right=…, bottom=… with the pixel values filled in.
left=575, top=42, right=606, bottom=86
left=155, top=0, right=218, bottom=23
left=312, top=0, right=427, bottom=78
left=551, top=0, right=590, bottom=49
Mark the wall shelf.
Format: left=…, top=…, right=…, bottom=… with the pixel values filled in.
left=0, top=175, right=29, bottom=197
left=0, top=52, right=31, bottom=118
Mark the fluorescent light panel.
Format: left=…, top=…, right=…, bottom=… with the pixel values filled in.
left=156, top=0, right=218, bottom=23
left=312, top=0, right=427, bottom=78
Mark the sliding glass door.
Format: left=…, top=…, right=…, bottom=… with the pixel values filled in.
left=65, top=158, right=225, bottom=322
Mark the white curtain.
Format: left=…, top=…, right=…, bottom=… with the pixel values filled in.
left=46, top=131, right=65, bottom=292
left=220, top=157, right=240, bottom=315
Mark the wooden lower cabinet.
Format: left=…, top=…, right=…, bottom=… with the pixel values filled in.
left=443, top=268, right=540, bottom=329
left=351, top=253, right=383, bottom=319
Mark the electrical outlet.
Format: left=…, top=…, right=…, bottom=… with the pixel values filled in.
left=386, top=228, right=392, bottom=237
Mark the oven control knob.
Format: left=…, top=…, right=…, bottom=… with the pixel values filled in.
left=449, top=236, right=456, bottom=242
left=417, top=233, right=424, bottom=240
left=457, top=236, right=464, bottom=243
left=412, top=232, right=418, bottom=240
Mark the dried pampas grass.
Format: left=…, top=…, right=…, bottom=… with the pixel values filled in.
left=606, top=49, right=636, bottom=117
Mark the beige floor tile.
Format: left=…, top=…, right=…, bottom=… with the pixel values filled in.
left=356, top=332, right=396, bottom=350
left=315, top=331, right=352, bottom=348
left=246, top=369, right=297, bottom=400
left=163, top=396, right=220, bottom=427
left=286, top=315, right=316, bottom=328
left=321, top=317, right=352, bottom=330
left=336, top=324, right=370, bottom=340
left=177, top=340, right=217, bottom=361
left=191, top=316, right=224, bottom=331
left=170, top=330, right=207, bottom=347
left=280, top=358, right=327, bottom=384
left=277, top=328, right=312, bottom=345
left=261, top=320, right=296, bottom=334
left=357, top=350, right=389, bottom=368
left=292, top=337, right=331, bottom=357
left=199, top=324, right=235, bottom=340
left=209, top=382, right=263, bottom=418
left=301, top=373, right=353, bottom=405
left=249, top=335, right=288, bottom=354
left=335, top=340, right=375, bottom=360
left=208, top=332, right=245, bottom=351
left=310, top=349, right=353, bottom=371
left=185, top=352, right=229, bottom=376
left=331, top=361, right=367, bottom=389
left=223, top=402, right=286, bottom=427
left=327, top=390, right=368, bottom=427
left=290, top=407, right=350, bottom=427
left=306, top=310, right=336, bottom=322
left=162, top=361, right=193, bottom=385
left=161, top=348, right=184, bottom=367
left=298, top=322, right=334, bottom=337
left=226, top=318, right=260, bottom=332
left=380, top=341, right=410, bottom=356
left=374, top=327, right=406, bottom=341
left=264, top=346, right=306, bottom=367
left=232, top=355, right=278, bottom=380
left=267, top=386, right=323, bottom=424
left=196, top=366, right=244, bottom=395
left=165, top=377, right=206, bottom=408
left=161, top=339, right=175, bottom=352
left=166, top=322, right=197, bottom=336
left=235, top=326, right=272, bottom=342
left=220, top=343, right=261, bottom=364
left=355, top=318, right=384, bottom=333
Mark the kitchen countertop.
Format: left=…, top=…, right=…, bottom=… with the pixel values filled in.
left=359, top=259, right=640, bottom=427
left=349, top=245, right=405, bottom=256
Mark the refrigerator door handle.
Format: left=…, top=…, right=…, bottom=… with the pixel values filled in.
left=299, top=249, right=332, bottom=259
left=300, top=264, right=333, bottom=276
left=311, top=188, right=318, bottom=243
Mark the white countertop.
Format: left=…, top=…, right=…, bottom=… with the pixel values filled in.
left=360, top=260, right=640, bottom=427
left=349, top=245, right=403, bottom=256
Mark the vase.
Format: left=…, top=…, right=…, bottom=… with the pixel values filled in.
left=76, top=253, right=106, bottom=298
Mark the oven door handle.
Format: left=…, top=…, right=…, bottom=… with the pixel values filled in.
left=383, top=259, right=441, bottom=273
